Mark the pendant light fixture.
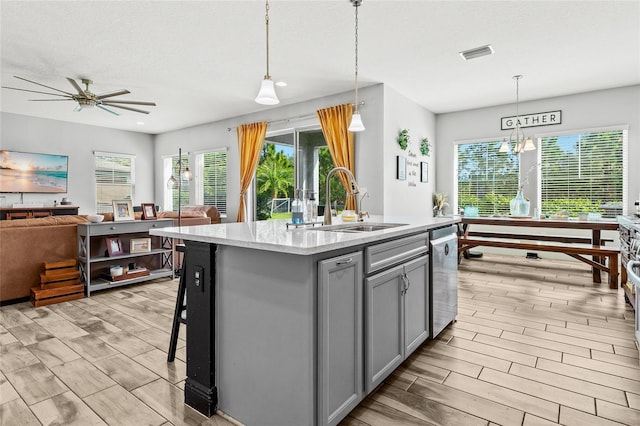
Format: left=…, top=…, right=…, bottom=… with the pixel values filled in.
left=166, top=148, right=193, bottom=228
left=255, top=0, right=279, bottom=105
left=348, top=0, right=365, bottom=132
left=499, top=75, right=535, bottom=154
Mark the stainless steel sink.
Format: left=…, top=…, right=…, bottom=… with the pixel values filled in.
left=307, top=223, right=407, bottom=233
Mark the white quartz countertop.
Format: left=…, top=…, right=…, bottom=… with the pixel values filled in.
left=149, top=215, right=460, bottom=255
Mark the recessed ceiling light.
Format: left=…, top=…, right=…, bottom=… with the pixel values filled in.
left=136, top=121, right=145, bottom=125
left=275, top=81, right=287, bottom=87
left=459, top=44, right=494, bottom=61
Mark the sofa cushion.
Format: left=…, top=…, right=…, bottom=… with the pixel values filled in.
left=157, top=211, right=207, bottom=219
left=182, top=205, right=221, bottom=223
left=102, top=212, right=143, bottom=221
left=0, top=215, right=89, bottom=228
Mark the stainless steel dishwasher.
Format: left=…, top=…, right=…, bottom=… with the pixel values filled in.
left=430, top=225, right=458, bottom=338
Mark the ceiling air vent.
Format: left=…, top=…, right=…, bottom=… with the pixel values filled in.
left=459, top=44, right=494, bottom=61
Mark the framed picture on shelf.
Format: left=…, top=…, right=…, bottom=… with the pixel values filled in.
left=130, top=237, right=151, bottom=253
left=112, top=200, right=135, bottom=221
left=141, top=203, right=157, bottom=220
left=420, top=162, right=428, bottom=183
left=396, top=156, right=406, bottom=181
left=106, top=237, right=124, bottom=257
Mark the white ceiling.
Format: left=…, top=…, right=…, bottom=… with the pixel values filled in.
left=2, top=1, right=639, bottom=135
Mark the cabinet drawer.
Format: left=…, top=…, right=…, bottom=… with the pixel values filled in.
left=80, top=219, right=173, bottom=236
left=365, top=232, right=428, bottom=274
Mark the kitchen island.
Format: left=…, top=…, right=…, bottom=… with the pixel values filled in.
left=150, top=215, right=460, bottom=426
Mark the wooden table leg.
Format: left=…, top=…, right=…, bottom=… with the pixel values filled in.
left=592, top=230, right=602, bottom=283
left=608, top=252, right=619, bottom=289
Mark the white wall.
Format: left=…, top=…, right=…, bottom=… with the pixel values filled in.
left=154, top=84, right=385, bottom=221
left=1, top=112, right=155, bottom=214
left=436, top=85, right=640, bottom=213
left=383, top=85, right=437, bottom=216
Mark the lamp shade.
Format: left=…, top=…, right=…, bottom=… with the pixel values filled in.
left=166, top=175, right=177, bottom=189
left=348, top=112, right=365, bottom=132
left=523, top=137, right=536, bottom=151
left=255, top=78, right=279, bottom=105
left=499, top=139, right=510, bottom=153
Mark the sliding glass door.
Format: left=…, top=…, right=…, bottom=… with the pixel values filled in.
left=255, top=127, right=338, bottom=220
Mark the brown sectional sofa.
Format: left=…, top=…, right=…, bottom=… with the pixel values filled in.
left=0, top=205, right=222, bottom=304
left=0, top=215, right=89, bottom=303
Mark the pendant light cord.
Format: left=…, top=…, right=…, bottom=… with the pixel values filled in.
left=353, top=2, right=359, bottom=113
left=265, top=0, right=271, bottom=79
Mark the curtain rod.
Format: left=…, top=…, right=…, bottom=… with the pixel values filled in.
left=227, top=101, right=365, bottom=132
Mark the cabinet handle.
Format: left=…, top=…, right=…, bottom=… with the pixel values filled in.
left=152, top=224, right=158, bottom=227
left=401, top=272, right=410, bottom=295
left=444, top=243, right=450, bottom=255
left=110, top=226, right=116, bottom=230
left=336, top=258, right=353, bottom=265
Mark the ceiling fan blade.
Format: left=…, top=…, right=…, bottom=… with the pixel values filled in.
left=101, top=103, right=150, bottom=114
left=28, top=98, right=74, bottom=101
left=97, top=104, right=121, bottom=116
left=96, top=89, right=130, bottom=100
left=102, top=100, right=156, bottom=106
left=1, top=86, right=74, bottom=98
left=12, top=75, right=74, bottom=96
left=66, top=78, right=87, bottom=97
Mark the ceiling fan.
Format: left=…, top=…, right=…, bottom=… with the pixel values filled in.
left=1, top=75, right=156, bottom=115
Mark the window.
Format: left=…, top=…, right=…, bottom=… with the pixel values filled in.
left=195, top=149, right=227, bottom=216
left=163, top=155, right=190, bottom=212
left=456, top=140, right=519, bottom=215
left=539, top=128, right=627, bottom=217
left=94, top=152, right=135, bottom=214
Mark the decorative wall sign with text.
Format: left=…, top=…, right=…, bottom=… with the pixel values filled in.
left=501, top=110, right=562, bottom=130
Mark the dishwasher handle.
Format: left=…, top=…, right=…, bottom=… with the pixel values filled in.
left=430, top=232, right=457, bottom=252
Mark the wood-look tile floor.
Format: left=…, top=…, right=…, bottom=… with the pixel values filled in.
left=342, top=254, right=640, bottom=426
left=0, top=254, right=638, bottom=425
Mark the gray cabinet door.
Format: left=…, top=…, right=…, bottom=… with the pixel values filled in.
left=403, top=255, right=430, bottom=355
left=364, top=264, right=404, bottom=393
left=318, top=251, right=363, bottom=426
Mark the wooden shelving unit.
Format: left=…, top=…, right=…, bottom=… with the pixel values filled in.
left=77, top=219, right=174, bottom=296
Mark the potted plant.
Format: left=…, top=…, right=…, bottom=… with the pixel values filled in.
left=433, top=192, right=448, bottom=217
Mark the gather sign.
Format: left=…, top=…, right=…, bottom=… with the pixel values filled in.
left=501, top=110, right=562, bottom=130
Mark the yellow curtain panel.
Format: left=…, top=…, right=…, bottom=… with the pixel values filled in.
left=317, top=103, right=356, bottom=211
left=236, top=121, right=268, bottom=222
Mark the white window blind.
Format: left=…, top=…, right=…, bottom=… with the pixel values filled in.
left=94, top=152, right=135, bottom=214
left=539, top=129, right=627, bottom=217
left=457, top=140, right=519, bottom=215
left=195, top=150, right=227, bottom=215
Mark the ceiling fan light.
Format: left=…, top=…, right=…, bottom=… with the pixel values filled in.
left=499, top=139, right=510, bottom=153
left=348, top=112, right=365, bottom=132
left=255, top=78, right=279, bottom=105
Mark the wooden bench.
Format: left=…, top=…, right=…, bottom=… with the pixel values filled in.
left=459, top=235, right=620, bottom=289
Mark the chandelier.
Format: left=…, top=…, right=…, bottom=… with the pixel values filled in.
left=499, top=75, right=534, bottom=154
